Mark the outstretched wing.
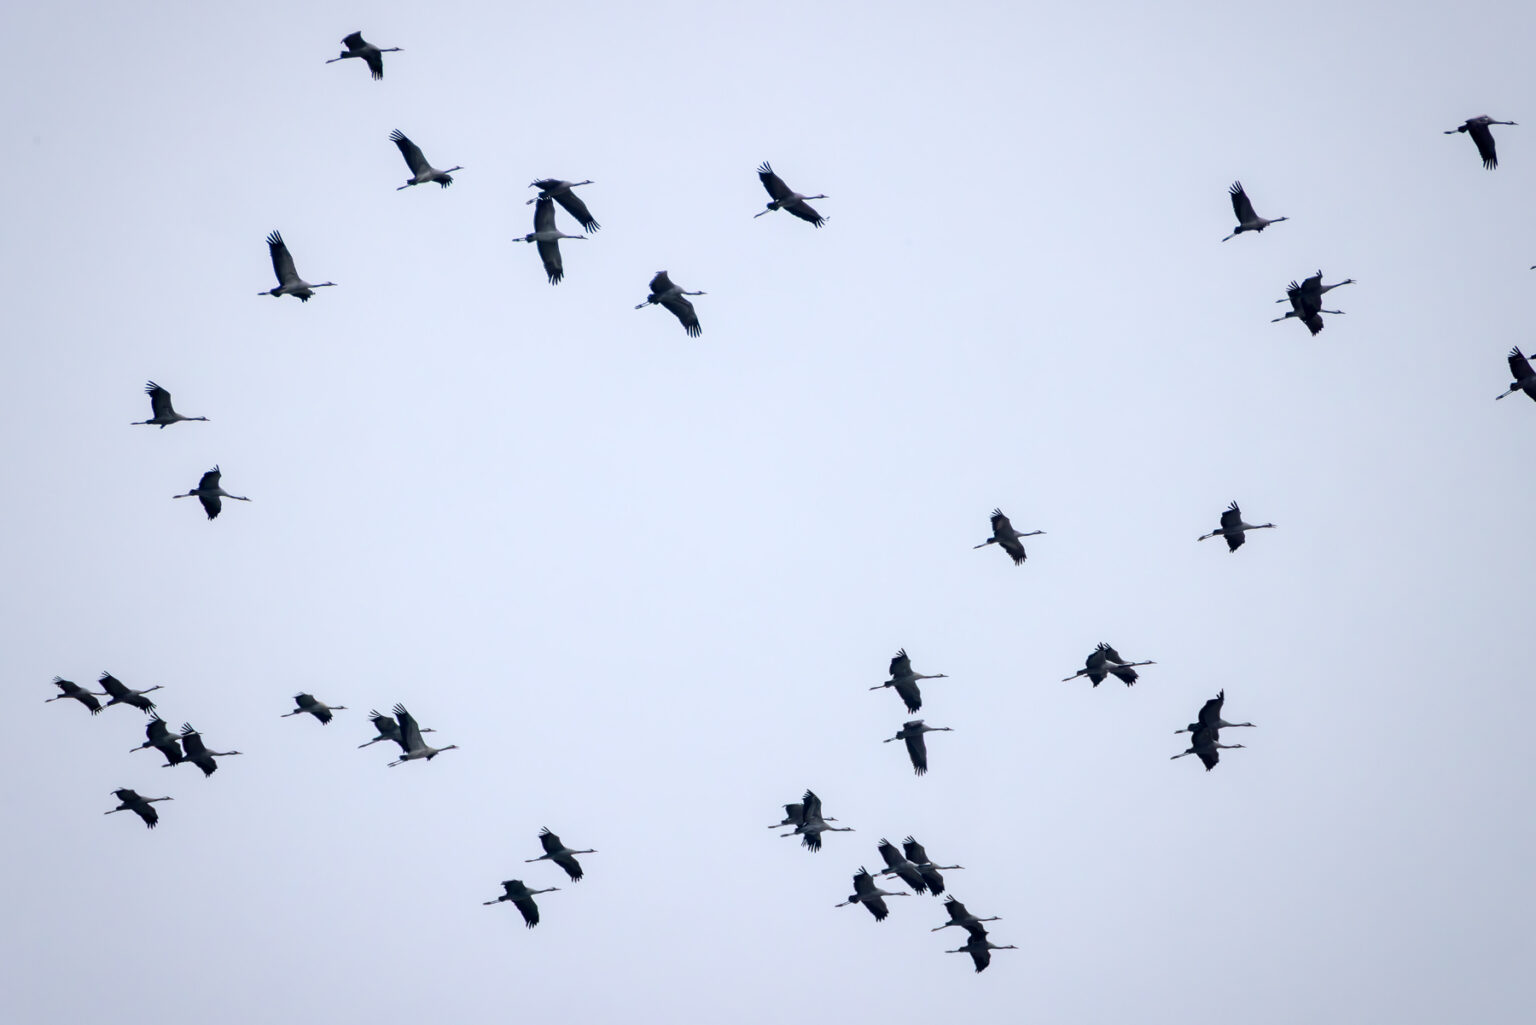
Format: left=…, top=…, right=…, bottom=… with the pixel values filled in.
left=998, top=536, right=1026, bottom=565
left=145, top=381, right=173, bottom=419
left=1228, top=181, right=1257, bottom=223
left=390, top=130, right=428, bottom=175
left=888, top=649, right=913, bottom=678
left=1469, top=122, right=1499, bottom=169
left=1198, top=691, right=1225, bottom=729
left=1220, top=503, right=1242, bottom=533
left=266, top=232, right=297, bottom=286
left=757, top=162, right=792, bottom=202
left=904, top=732, right=929, bottom=775
left=364, top=51, right=384, bottom=80
left=648, top=270, right=674, bottom=295
left=538, top=240, right=564, bottom=285
left=661, top=294, right=700, bottom=337
left=1509, top=348, right=1533, bottom=381
left=393, top=704, right=422, bottom=749
left=783, top=199, right=825, bottom=227
left=539, top=828, right=562, bottom=855
left=895, top=678, right=923, bottom=714
left=341, top=31, right=366, bottom=50
left=533, top=196, right=558, bottom=235
left=98, top=673, right=127, bottom=699
left=553, top=191, right=599, bottom=233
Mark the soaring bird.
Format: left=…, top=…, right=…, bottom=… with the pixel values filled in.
left=1175, top=690, right=1255, bottom=735
left=1272, top=271, right=1353, bottom=335
left=931, top=896, right=999, bottom=934
left=173, top=466, right=250, bottom=521
left=386, top=704, right=458, bottom=766
left=390, top=130, right=460, bottom=189
left=870, top=649, right=948, bottom=714
left=1446, top=115, right=1516, bottom=169
left=836, top=867, right=909, bottom=921
left=973, top=508, right=1044, bottom=565
left=876, top=838, right=929, bottom=894
left=635, top=271, right=704, bottom=337
left=1197, top=501, right=1275, bottom=552
left=325, top=31, right=401, bottom=80
left=483, top=879, right=560, bottom=928
left=945, top=934, right=1019, bottom=973
left=902, top=837, right=964, bottom=895
left=753, top=162, right=827, bottom=226
left=884, top=720, right=953, bottom=776
left=359, top=708, right=434, bottom=749
left=778, top=790, right=854, bottom=852
left=105, top=788, right=172, bottom=829
left=525, top=828, right=595, bottom=882
left=132, top=382, right=207, bottom=429
left=129, top=714, right=184, bottom=766
left=45, top=677, right=103, bottom=714
left=1061, top=643, right=1155, bottom=687
left=99, top=672, right=162, bottom=712
left=258, top=231, right=336, bottom=302
left=518, top=197, right=586, bottom=285
left=282, top=693, right=347, bottom=725
left=1496, top=348, right=1536, bottom=403
left=1171, top=724, right=1245, bottom=771
left=1221, top=181, right=1288, bottom=241
left=176, top=723, right=242, bottom=778
left=528, top=179, right=600, bottom=233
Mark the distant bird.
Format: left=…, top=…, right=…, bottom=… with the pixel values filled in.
left=635, top=271, right=704, bottom=337
left=173, top=465, right=250, bottom=521
left=176, top=723, right=242, bottom=778
left=129, top=714, right=184, bottom=766
left=884, top=720, right=953, bottom=776
left=525, top=828, right=595, bottom=882
left=931, top=896, right=1001, bottom=933
left=518, top=197, right=586, bottom=285
left=1175, top=690, right=1255, bottom=735
left=1272, top=271, right=1353, bottom=335
left=99, top=672, right=162, bottom=712
left=359, top=708, right=434, bottom=749
left=875, top=838, right=929, bottom=894
left=1061, top=643, right=1155, bottom=687
left=836, top=867, right=909, bottom=921
left=46, top=677, right=103, bottom=714
left=1221, top=182, right=1288, bottom=241
left=779, top=789, right=854, bottom=851
left=258, top=231, right=336, bottom=302
left=870, top=648, right=948, bottom=714
left=390, top=130, right=460, bottom=189
left=1446, top=115, right=1516, bottom=169
left=945, top=934, right=1019, bottom=973
left=282, top=693, right=347, bottom=725
left=973, top=508, right=1044, bottom=566
left=1496, top=348, right=1536, bottom=402
left=753, top=162, right=826, bottom=227
left=325, top=31, right=401, bottom=80
left=767, top=801, right=837, bottom=829
left=1171, top=724, right=1245, bottom=771
left=527, top=179, right=600, bottom=233
left=132, top=382, right=207, bottom=429
left=901, top=837, right=964, bottom=896
left=386, top=703, right=458, bottom=766
left=483, top=879, right=560, bottom=928
left=105, top=788, right=172, bottom=829
left=1197, top=501, right=1275, bottom=552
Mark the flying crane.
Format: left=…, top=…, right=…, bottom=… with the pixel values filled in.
left=390, top=130, right=460, bottom=189
left=518, top=197, right=586, bottom=285
left=1221, top=181, right=1288, bottom=241
left=836, top=867, right=910, bottom=921
left=132, top=382, right=207, bottom=428
left=635, top=271, right=704, bottom=337
left=483, top=879, right=560, bottom=928
left=173, top=466, right=250, bottom=520
left=973, top=508, right=1044, bottom=565
left=527, top=179, right=600, bottom=233
left=525, top=828, right=596, bottom=882
left=325, top=32, right=401, bottom=80
left=258, top=231, right=336, bottom=302
left=753, top=162, right=827, bottom=226
left=884, top=720, right=953, bottom=776
left=1496, top=348, right=1536, bottom=402
left=104, top=788, right=172, bottom=829
left=1061, top=643, right=1155, bottom=687
left=99, top=672, right=162, bottom=712
left=870, top=649, right=948, bottom=713
left=1197, top=501, right=1276, bottom=552
left=282, top=693, right=347, bottom=725
left=1445, top=115, right=1516, bottom=169
left=46, top=677, right=103, bottom=714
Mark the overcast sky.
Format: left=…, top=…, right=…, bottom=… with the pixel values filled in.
left=4, top=1, right=1535, bottom=1021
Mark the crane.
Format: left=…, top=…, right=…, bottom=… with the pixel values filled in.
left=767, top=801, right=837, bottom=829
left=870, top=648, right=948, bottom=714
left=258, top=231, right=336, bottom=302
left=1496, top=348, right=1536, bottom=402
left=1446, top=115, right=1516, bottom=169
left=875, top=838, right=929, bottom=894
left=390, top=130, right=460, bottom=189
left=901, top=837, right=964, bottom=895
left=132, top=382, right=207, bottom=429
left=884, top=720, right=953, bottom=776
left=1197, top=501, right=1275, bottom=552
left=99, top=672, right=162, bottom=712
left=129, top=714, right=184, bottom=766
left=105, top=788, right=172, bottom=829
left=1272, top=271, right=1353, bottom=335
left=358, top=708, right=434, bottom=749
left=836, top=867, right=909, bottom=921
left=483, top=879, right=560, bottom=928
left=525, top=828, right=595, bottom=882
left=519, top=197, right=586, bottom=285
left=945, top=933, right=1018, bottom=973
left=176, top=723, right=242, bottom=777
left=778, top=789, right=854, bottom=851
left=1221, top=181, right=1288, bottom=241
left=973, top=508, right=1044, bottom=565
left=1175, top=690, right=1255, bottom=735
left=527, top=179, right=600, bottom=233
left=325, top=32, right=401, bottom=80
left=282, top=693, right=347, bottom=725
left=173, top=466, right=251, bottom=521
left=635, top=271, right=704, bottom=337
left=1061, top=643, right=1155, bottom=687
left=46, top=677, right=103, bottom=714
left=1171, top=724, right=1245, bottom=771
left=931, top=896, right=1001, bottom=933
left=385, top=703, right=458, bottom=766
left=754, top=163, right=826, bottom=226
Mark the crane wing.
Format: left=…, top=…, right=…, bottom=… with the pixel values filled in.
left=784, top=199, right=825, bottom=227
left=515, top=896, right=540, bottom=927
left=967, top=945, right=991, bottom=972
left=341, top=31, right=366, bottom=50
left=178, top=724, right=208, bottom=757
left=851, top=869, right=876, bottom=897
left=136, top=803, right=160, bottom=828
left=888, top=649, right=912, bottom=677
left=145, top=381, right=173, bottom=419
left=1469, top=123, right=1499, bottom=169
left=998, top=536, right=1026, bottom=564
left=904, top=733, right=929, bottom=774
left=364, top=51, right=384, bottom=80
left=99, top=673, right=127, bottom=699
left=393, top=704, right=422, bottom=749
left=199, top=493, right=222, bottom=520
left=989, top=509, right=1012, bottom=535
left=1220, top=503, right=1242, bottom=532
left=895, top=677, right=923, bottom=714
left=1509, top=348, right=1533, bottom=380
left=1109, top=665, right=1139, bottom=686
left=553, top=191, right=599, bottom=233
left=877, top=839, right=902, bottom=869
left=390, top=130, right=428, bottom=175
left=539, top=828, right=562, bottom=855
left=660, top=294, right=700, bottom=336
left=1198, top=691, right=1225, bottom=729
left=757, top=162, right=792, bottom=202
left=800, top=790, right=822, bottom=823
left=902, top=837, right=930, bottom=865
left=266, top=233, right=297, bottom=286
left=533, top=196, right=558, bottom=234
left=1228, top=181, right=1257, bottom=223
left=538, top=239, right=564, bottom=285
left=648, top=271, right=675, bottom=295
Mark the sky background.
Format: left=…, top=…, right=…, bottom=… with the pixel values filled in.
left=4, top=1, right=1536, bottom=1021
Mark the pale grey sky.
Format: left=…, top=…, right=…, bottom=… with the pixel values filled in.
left=4, top=1, right=1535, bottom=1021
